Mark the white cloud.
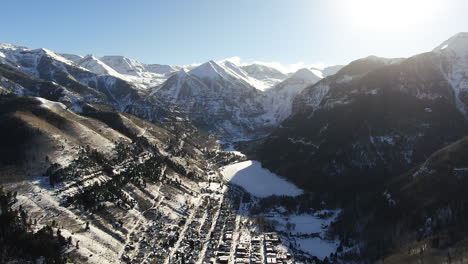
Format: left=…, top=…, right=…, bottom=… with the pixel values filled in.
left=181, top=62, right=201, bottom=70
left=222, top=56, right=242, bottom=65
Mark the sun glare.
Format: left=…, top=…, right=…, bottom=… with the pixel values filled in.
left=343, top=0, right=444, bottom=31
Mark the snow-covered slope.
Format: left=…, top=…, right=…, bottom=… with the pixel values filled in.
left=0, top=44, right=193, bottom=135
left=0, top=93, right=344, bottom=263
left=0, top=42, right=339, bottom=139
left=241, top=63, right=288, bottom=90
left=0, top=44, right=85, bottom=77
left=258, top=33, right=468, bottom=200
left=152, top=62, right=327, bottom=138
left=263, top=68, right=322, bottom=123
left=188, top=60, right=280, bottom=91
left=189, top=60, right=248, bottom=85
left=61, top=54, right=177, bottom=89
left=146, top=63, right=180, bottom=75
left=433, top=32, right=468, bottom=56
left=59, top=53, right=84, bottom=63
left=0, top=95, right=222, bottom=263
left=75, top=55, right=124, bottom=77
left=242, top=63, right=287, bottom=81
left=153, top=61, right=271, bottom=139
left=433, top=32, right=468, bottom=115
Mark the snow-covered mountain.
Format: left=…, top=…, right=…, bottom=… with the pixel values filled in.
left=188, top=60, right=290, bottom=92
left=241, top=63, right=288, bottom=90
left=99, top=56, right=179, bottom=76
left=0, top=44, right=84, bottom=78
left=58, top=51, right=324, bottom=94
left=152, top=60, right=324, bottom=139
left=255, top=35, right=468, bottom=262
left=69, top=55, right=123, bottom=76
left=60, top=53, right=178, bottom=89
left=0, top=95, right=224, bottom=263
left=263, top=68, right=322, bottom=123
left=4, top=33, right=468, bottom=264
left=433, top=32, right=468, bottom=115
left=0, top=42, right=335, bottom=139
left=0, top=43, right=192, bottom=134
left=258, top=33, right=468, bottom=195
left=152, top=60, right=270, bottom=139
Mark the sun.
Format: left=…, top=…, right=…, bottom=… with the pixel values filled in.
left=342, top=0, right=443, bottom=31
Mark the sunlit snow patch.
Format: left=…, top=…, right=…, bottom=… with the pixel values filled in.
left=220, top=160, right=303, bottom=197
left=296, top=237, right=339, bottom=259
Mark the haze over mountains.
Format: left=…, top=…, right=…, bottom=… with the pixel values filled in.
left=2, top=33, right=468, bottom=264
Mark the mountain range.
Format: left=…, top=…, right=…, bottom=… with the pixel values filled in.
left=2, top=33, right=468, bottom=263
left=256, top=32, right=468, bottom=262
left=0, top=43, right=341, bottom=139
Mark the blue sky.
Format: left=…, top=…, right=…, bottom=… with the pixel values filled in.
left=1, top=0, right=467, bottom=68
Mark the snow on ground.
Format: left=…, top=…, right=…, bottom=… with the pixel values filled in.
left=37, top=97, right=68, bottom=111
left=269, top=211, right=339, bottom=235
left=266, top=210, right=341, bottom=259
left=296, top=237, right=339, bottom=259
left=221, top=143, right=246, bottom=158
left=220, top=160, right=303, bottom=197
left=12, top=177, right=123, bottom=264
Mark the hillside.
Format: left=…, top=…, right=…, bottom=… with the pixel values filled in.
left=328, top=136, right=468, bottom=262
left=0, top=94, right=220, bottom=263
left=0, top=94, right=342, bottom=263
left=3, top=27, right=468, bottom=264
left=257, top=45, right=468, bottom=195
left=255, top=32, right=468, bottom=263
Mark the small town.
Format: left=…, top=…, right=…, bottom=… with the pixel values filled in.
left=118, top=180, right=317, bottom=264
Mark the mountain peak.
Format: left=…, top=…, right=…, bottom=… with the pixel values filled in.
left=78, top=54, right=122, bottom=76
left=189, top=60, right=226, bottom=80
left=289, top=68, right=322, bottom=82
left=31, top=48, right=76, bottom=66
left=241, top=64, right=287, bottom=78
left=189, top=60, right=251, bottom=84
left=176, top=68, right=189, bottom=77
left=0, top=43, right=27, bottom=51
left=433, top=32, right=468, bottom=57
left=98, top=55, right=148, bottom=77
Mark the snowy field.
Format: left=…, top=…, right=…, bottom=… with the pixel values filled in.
left=270, top=210, right=340, bottom=235
left=220, top=160, right=303, bottom=197
left=295, top=237, right=339, bottom=259
left=266, top=210, right=341, bottom=259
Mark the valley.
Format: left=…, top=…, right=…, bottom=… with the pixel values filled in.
left=2, top=31, right=468, bottom=264
left=3, top=134, right=342, bottom=264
